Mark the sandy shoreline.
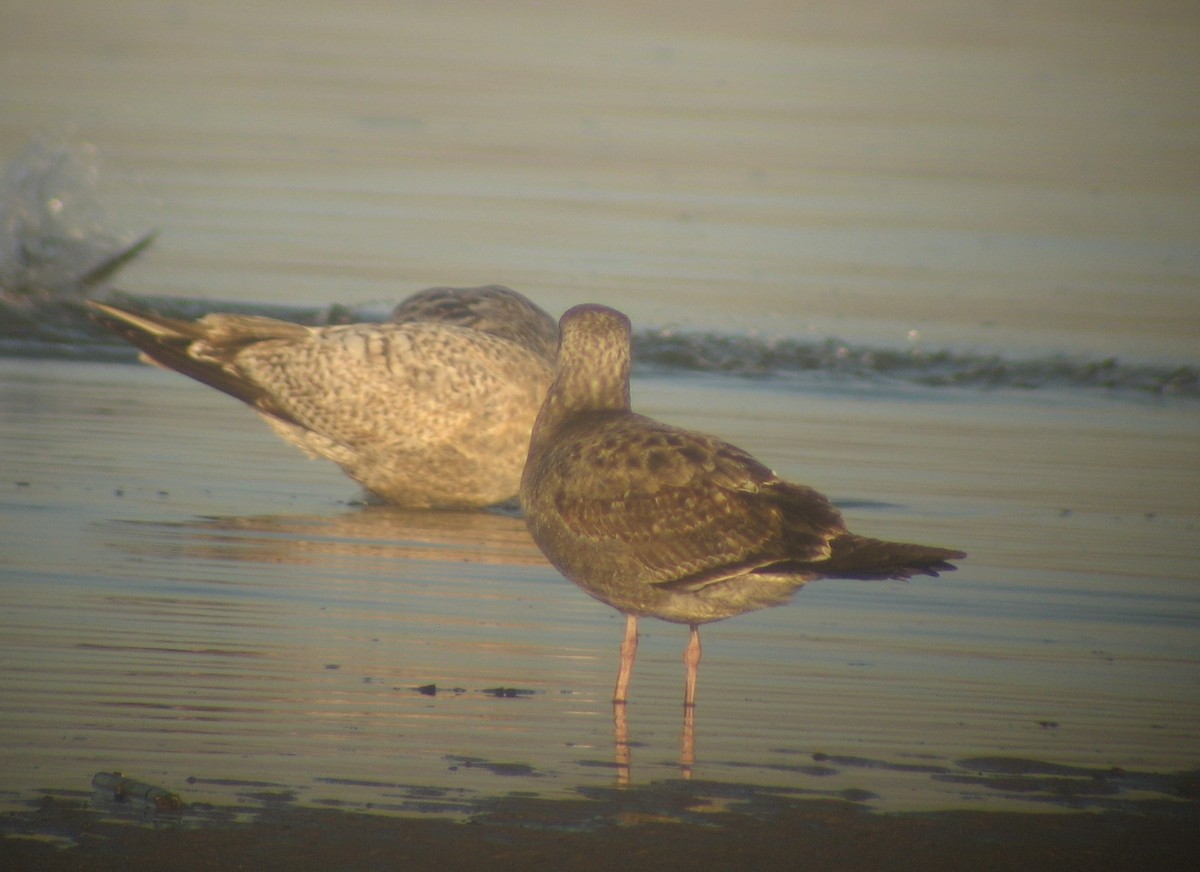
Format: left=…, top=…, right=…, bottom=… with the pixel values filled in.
left=4, top=779, right=1197, bottom=871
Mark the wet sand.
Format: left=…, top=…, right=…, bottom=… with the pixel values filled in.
left=3, top=790, right=1197, bottom=872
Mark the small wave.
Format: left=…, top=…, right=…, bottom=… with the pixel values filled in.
left=0, top=137, right=155, bottom=309
left=2, top=137, right=1193, bottom=400
left=2, top=292, right=1195, bottom=400
left=631, top=330, right=1198, bottom=399
left=0, top=136, right=158, bottom=354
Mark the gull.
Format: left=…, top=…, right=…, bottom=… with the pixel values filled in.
left=521, top=304, right=965, bottom=718
left=89, top=285, right=556, bottom=508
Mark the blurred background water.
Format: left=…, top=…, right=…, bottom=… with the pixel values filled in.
left=1, top=0, right=1197, bottom=822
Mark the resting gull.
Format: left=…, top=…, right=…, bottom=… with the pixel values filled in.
left=521, top=304, right=966, bottom=713
left=389, top=284, right=559, bottom=362
left=89, top=285, right=556, bottom=508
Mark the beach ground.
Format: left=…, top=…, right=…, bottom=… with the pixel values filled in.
left=4, top=787, right=1198, bottom=872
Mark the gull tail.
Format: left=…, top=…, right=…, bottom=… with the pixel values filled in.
left=821, top=534, right=965, bottom=580
left=87, top=300, right=304, bottom=411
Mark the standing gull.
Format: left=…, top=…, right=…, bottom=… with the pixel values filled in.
left=89, top=285, right=556, bottom=508
left=521, top=304, right=966, bottom=717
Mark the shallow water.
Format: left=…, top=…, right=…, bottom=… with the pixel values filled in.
left=1, top=0, right=1198, bottom=833
left=2, top=357, right=1197, bottom=820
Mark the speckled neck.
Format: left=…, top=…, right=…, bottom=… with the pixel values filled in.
left=529, top=304, right=632, bottom=454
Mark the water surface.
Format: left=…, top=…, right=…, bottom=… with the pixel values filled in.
left=2, top=358, right=1196, bottom=820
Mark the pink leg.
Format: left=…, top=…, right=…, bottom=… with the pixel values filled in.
left=613, top=698, right=631, bottom=786
left=681, top=696, right=696, bottom=778
left=613, top=614, right=638, bottom=704
left=681, top=624, right=701, bottom=777
left=683, top=624, right=701, bottom=709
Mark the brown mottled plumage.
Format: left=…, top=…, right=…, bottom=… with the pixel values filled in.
left=89, top=286, right=556, bottom=508
left=521, top=304, right=965, bottom=708
left=390, top=284, right=560, bottom=363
